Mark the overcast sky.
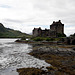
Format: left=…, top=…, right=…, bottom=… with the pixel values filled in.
left=0, top=0, right=75, bottom=36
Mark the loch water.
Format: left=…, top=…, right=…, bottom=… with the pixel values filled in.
left=0, top=39, right=50, bottom=75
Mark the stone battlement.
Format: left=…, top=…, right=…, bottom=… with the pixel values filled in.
left=33, top=20, right=64, bottom=37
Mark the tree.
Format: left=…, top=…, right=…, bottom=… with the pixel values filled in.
left=70, top=33, right=75, bottom=37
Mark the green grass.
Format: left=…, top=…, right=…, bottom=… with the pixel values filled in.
left=31, top=37, right=60, bottom=41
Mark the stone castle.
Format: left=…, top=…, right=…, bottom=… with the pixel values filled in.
left=33, top=20, right=64, bottom=37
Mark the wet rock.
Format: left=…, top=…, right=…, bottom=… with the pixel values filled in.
left=17, top=68, right=47, bottom=75
left=29, top=45, right=75, bottom=75
left=73, top=47, right=75, bottom=51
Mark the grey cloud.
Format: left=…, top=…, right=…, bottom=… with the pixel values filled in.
left=0, top=0, right=75, bottom=35
left=0, top=4, right=12, bottom=8
left=4, top=19, right=24, bottom=23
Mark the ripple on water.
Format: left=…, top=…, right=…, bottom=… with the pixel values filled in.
left=0, top=39, right=50, bottom=75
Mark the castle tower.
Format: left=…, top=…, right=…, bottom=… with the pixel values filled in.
left=50, top=20, right=64, bottom=34
left=33, top=27, right=42, bottom=37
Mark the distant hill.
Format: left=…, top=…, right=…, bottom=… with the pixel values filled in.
left=0, top=23, right=31, bottom=38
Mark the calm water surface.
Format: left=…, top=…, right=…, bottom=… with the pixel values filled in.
left=0, top=39, right=50, bottom=75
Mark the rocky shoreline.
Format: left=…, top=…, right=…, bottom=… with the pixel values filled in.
left=17, top=44, right=75, bottom=75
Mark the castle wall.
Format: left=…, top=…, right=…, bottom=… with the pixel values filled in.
left=33, top=28, right=42, bottom=37
left=33, top=20, right=64, bottom=37
left=50, top=25, right=56, bottom=31
left=50, top=20, right=64, bottom=34
left=49, top=30, right=56, bottom=37
left=41, top=29, right=50, bottom=37
left=56, top=24, right=64, bottom=34
left=33, top=29, right=38, bottom=37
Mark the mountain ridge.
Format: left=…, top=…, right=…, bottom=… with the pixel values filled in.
left=0, top=23, right=30, bottom=38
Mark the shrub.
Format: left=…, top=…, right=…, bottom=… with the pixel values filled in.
left=32, top=37, right=56, bottom=41
left=57, top=33, right=66, bottom=37
left=33, top=37, right=44, bottom=41
left=21, top=36, right=26, bottom=40
left=50, top=38, right=55, bottom=41
left=46, top=38, right=55, bottom=41
left=45, top=38, right=51, bottom=41
left=70, top=33, right=75, bottom=37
